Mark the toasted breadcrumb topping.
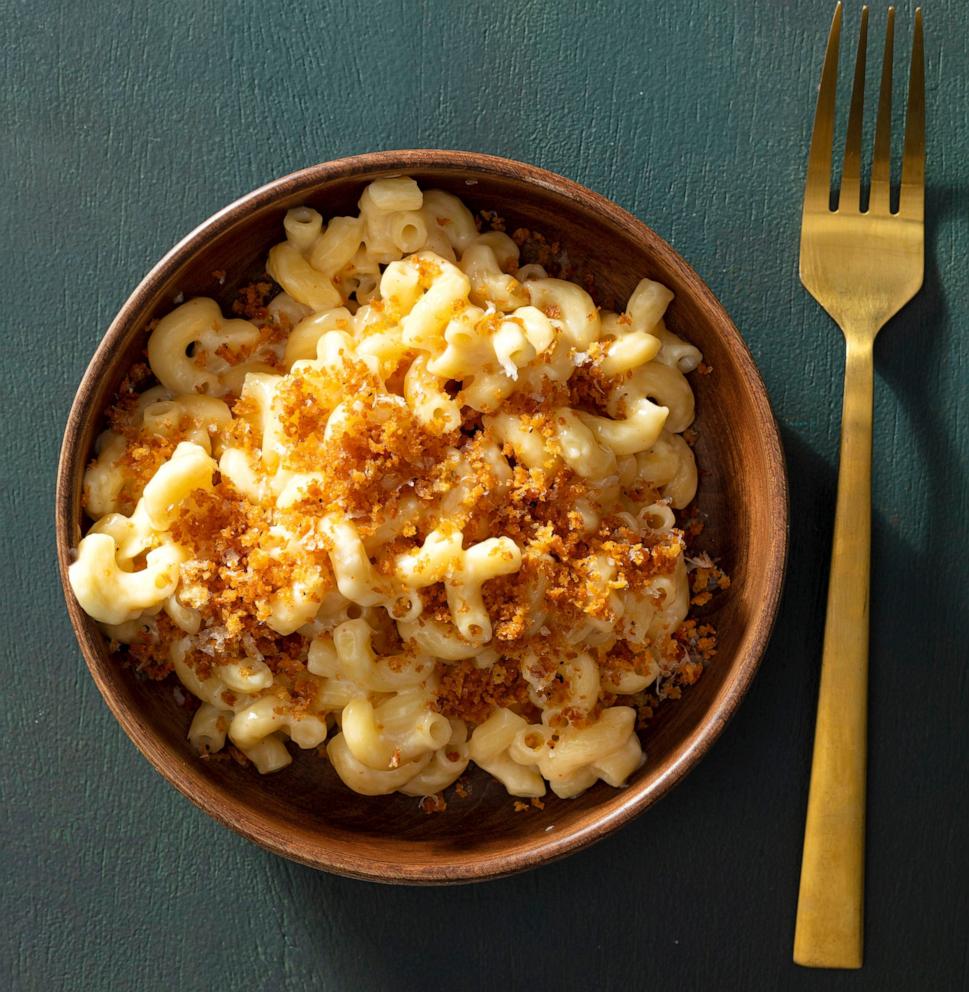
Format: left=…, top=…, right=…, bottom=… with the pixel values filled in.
left=85, top=213, right=727, bottom=803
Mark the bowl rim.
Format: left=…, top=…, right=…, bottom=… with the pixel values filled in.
left=56, top=148, right=789, bottom=883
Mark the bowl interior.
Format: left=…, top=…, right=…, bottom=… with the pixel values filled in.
left=58, top=154, right=786, bottom=881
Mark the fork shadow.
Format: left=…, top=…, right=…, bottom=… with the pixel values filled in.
left=860, top=183, right=969, bottom=973
left=781, top=182, right=966, bottom=691
left=873, top=183, right=966, bottom=628
left=776, top=182, right=969, bottom=979
left=776, top=184, right=967, bottom=787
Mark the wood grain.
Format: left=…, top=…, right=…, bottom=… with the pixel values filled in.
left=56, top=151, right=787, bottom=882
left=3, top=0, right=968, bottom=988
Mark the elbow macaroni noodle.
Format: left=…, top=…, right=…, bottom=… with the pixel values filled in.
left=70, top=178, right=722, bottom=802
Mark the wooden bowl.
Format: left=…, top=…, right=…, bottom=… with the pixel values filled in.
left=56, top=150, right=788, bottom=883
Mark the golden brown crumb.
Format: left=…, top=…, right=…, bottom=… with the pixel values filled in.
left=419, top=793, right=447, bottom=814
left=126, top=614, right=179, bottom=680
left=232, top=280, right=274, bottom=321
left=227, top=746, right=251, bottom=768
left=434, top=658, right=533, bottom=725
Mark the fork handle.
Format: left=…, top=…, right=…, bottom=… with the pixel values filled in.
left=794, top=334, right=873, bottom=969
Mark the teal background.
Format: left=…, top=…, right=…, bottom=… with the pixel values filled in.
left=3, top=1, right=967, bottom=989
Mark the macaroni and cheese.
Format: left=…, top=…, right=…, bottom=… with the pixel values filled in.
left=70, top=178, right=724, bottom=801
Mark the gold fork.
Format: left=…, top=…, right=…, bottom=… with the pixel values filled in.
left=793, top=3, right=924, bottom=970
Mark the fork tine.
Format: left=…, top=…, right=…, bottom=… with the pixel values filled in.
left=840, top=6, right=869, bottom=211
left=804, top=3, right=843, bottom=214
left=900, top=8, right=924, bottom=221
left=869, top=7, right=895, bottom=214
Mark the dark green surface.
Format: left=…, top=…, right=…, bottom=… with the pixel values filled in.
left=3, top=1, right=967, bottom=989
